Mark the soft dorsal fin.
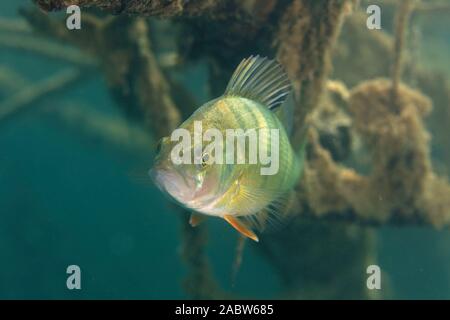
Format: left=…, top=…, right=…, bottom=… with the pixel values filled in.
left=224, top=55, right=292, bottom=111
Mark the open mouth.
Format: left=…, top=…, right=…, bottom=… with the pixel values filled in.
left=149, top=168, right=195, bottom=204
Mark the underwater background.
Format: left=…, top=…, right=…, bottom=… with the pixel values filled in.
left=1, top=0, right=450, bottom=299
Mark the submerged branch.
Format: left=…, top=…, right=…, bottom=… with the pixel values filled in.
left=45, top=102, right=154, bottom=153
left=21, top=8, right=182, bottom=137
left=0, top=32, right=96, bottom=67
left=33, top=0, right=239, bottom=18
left=0, top=17, right=31, bottom=33
left=23, top=0, right=450, bottom=230
left=0, top=66, right=30, bottom=94
left=277, top=0, right=354, bottom=145
left=23, top=0, right=450, bottom=300
left=292, top=78, right=450, bottom=228
left=0, top=68, right=85, bottom=123
left=391, top=0, right=415, bottom=108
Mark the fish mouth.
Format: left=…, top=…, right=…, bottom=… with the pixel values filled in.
left=148, top=167, right=160, bottom=187
left=149, top=167, right=195, bottom=204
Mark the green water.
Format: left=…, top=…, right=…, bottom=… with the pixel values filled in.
left=1, top=1, right=450, bottom=299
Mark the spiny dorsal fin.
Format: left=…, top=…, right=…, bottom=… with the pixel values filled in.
left=224, top=55, right=292, bottom=111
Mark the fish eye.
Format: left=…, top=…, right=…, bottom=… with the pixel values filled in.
left=201, top=153, right=210, bottom=167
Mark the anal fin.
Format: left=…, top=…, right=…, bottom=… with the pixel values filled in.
left=224, top=215, right=259, bottom=242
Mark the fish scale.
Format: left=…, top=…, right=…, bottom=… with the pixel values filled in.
left=195, top=96, right=299, bottom=217
left=151, top=55, right=305, bottom=241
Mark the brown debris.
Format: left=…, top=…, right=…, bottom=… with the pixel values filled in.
left=11, top=0, right=449, bottom=300
left=334, top=9, right=450, bottom=178
left=348, top=79, right=431, bottom=222
left=333, top=12, right=393, bottom=87
left=348, top=79, right=450, bottom=227
left=304, top=78, right=450, bottom=227
left=277, top=0, right=354, bottom=143
left=288, top=78, right=450, bottom=228
left=33, top=0, right=237, bottom=18
left=21, top=9, right=181, bottom=137
left=0, top=68, right=85, bottom=123
left=391, top=0, right=415, bottom=108
left=179, top=214, right=228, bottom=299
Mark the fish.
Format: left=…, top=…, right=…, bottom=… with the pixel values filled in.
left=150, top=55, right=304, bottom=242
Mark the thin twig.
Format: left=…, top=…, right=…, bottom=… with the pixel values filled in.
left=231, top=236, right=246, bottom=287
left=44, top=102, right=154, bottom=153
left=369, top=0, right=450, bottom=13
left=0, top=68, right=84, bottom=122
left=0, top=33, right=96, bottom=67
left=391, top=0, right=415, bottom=108
left=33, top=0, right=236, bottom=18
left=414, top=2, right=450, bottom=13
left=0, top=17, right=31, bottom=34
left=0, top=66, right=30, bottom=94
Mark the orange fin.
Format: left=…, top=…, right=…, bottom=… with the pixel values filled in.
left=189, top=213, right=207, bottom=227
left=224, top=215, right=259, bottom=242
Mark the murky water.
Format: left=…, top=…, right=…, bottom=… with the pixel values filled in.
left=1, top=0, right=449, bottom=299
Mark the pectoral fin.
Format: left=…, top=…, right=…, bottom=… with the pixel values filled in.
left=189, top=213, right=207, bottom=227
left=224, top=215, right=259, bottom=242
